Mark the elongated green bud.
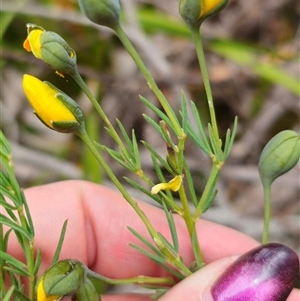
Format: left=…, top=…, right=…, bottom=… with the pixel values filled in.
left=179, top=0, right=230, bottom=28
left=24, top=24, right=77, bottom=76
left=36, top=260, right=86, bottom=301
left=258, top=130, right=300, bottom=187
left=77, top=0, right=121, bottom=29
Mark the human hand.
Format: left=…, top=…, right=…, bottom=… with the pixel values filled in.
left=8, top=180, right=299, bottom=301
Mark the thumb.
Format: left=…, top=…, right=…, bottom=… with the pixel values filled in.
left=159, top=243, right=299, bottom=301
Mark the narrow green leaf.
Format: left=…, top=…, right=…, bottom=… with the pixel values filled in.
left=0, top=214, right=32, bottom=241
left=3, top=229, right=13, bottom=252
left=187, top=125, right=210, bottom=155
left=0, top=195, right=18, bottom=211
left=180, top=91, right=188, bottom=134
left=4, top=266, right=29, bottom=277
left=129, top=243, right=184, bottom=279
left=22, top=191, right=34, bottom=237
left=129, top=243, right=165, bottom=263
left=157, top=232, right=178, bottom=258
left=131, top=129, right=141, bottom=170
left=0, top=131, right=12, bottom=156
left=128, top=227, right=162, bottom=256
left=102, top=146, right=131, bottom=169
left=33, top=248, right=42, bottom=275
left=0, top=251, right=29, bottom=275
left=183, top=158, right=198, bottom=207
left=124, top=177, right=162, bottom=206
left=140, top=96, right=177, bottom=132
left=208, top=124, right=222, bottom=160
left=202, top=189, right=218, bottom=213
left=161, top=202, right=179, bottom=252
left=143, top=114, right=163, bottom=134
left=116, top=119, right=133, bottom=151
left=6, top=287, right=31, bottom=301
left=223, top=116, right=238, bottom=160
left=141, top=141, right=174, bottom=175
left=191, top=231, right=204, bottom=270
left=51, top=220, right=68, bottom=265
left=190, top=101, right=211, bottom=153
left=3, top=285, right=15, bottom=301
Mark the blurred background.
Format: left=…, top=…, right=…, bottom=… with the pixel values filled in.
left=1, top=0, right=299, bottom=258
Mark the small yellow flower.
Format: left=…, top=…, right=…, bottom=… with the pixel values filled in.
left=151, top=175, right=183, bottom=195
left=36, top=275, right=62, bottom=301
left=23, top=24, right=77, bottom=75
left=23, top=74, right=83, bottom=133
left=200, top=0, right=223, bottom=17
left=179, top=0, right=229, bottom=27
left=23, top=26, right=44, bottom=59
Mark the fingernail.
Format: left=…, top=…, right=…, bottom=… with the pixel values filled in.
left=209, top=243, right=299, bottom=301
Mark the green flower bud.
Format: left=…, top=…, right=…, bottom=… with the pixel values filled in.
left=36, top=260, right=86, bottom=301
left=78, top=0, right=121, bottom=29
left=24, top=24, right=77, bottom=76
left=73, top=278, right=100, bottom=301
left=179, top=0, right=230, bottom=28
left=258, top=130, right=300, bottom=186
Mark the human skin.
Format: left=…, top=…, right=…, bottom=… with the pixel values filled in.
left=7, top=180, right=299, bottom=301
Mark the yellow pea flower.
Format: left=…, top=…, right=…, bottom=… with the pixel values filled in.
left=36, top=275, right=62, bottom=301
left=23, top=74, right=84, bottom=133
left=23, top=24, right=77, bottom=76
left=179, top=0, right=229, bottom=28
left=151, top=175, right=183, bottom=195
left=23, top=27, right=44, bottom=59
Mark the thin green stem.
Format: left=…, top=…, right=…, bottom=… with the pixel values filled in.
left=87, top=267, right=175, bottom=286
left=71, top=70, right=127, bottom=154
left=17, top=207, right=35, bottom=299
left=190, top=27, right=221, bottom=149
left=193, top=160, right=222, bottom=219
left=177, top=185, right=203, bottom=265
left=114, top=24, right=183, bottom=137
left=262, top=183, right=271, bottom=244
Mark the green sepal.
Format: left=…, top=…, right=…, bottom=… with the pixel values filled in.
left=40, top=31, right=77, bottom=74
left=26, top=23, right=45, bottom=34
left=74, top=278, right=100, bottom=301
left=43, top=259, right=86, bottom=295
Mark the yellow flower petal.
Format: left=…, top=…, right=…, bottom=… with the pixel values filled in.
left=23, top=29, right=44, bottom=59
left=22, top=74, right=77, bottom=129
left=36, top=275, right=62, bottom=301
left=151, top=175, right=183, bottom=195
left=200, top=0, right=223, bottom=17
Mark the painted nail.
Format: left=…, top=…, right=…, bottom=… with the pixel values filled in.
left=211, top=243, right=299, bottom=301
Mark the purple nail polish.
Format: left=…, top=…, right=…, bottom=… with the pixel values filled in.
left=211, top=243, right=299, bottom=301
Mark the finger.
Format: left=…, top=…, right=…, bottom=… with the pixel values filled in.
left=8, top=180, right=258, bottom=278
left=158, top=259, right=299, bottom=301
